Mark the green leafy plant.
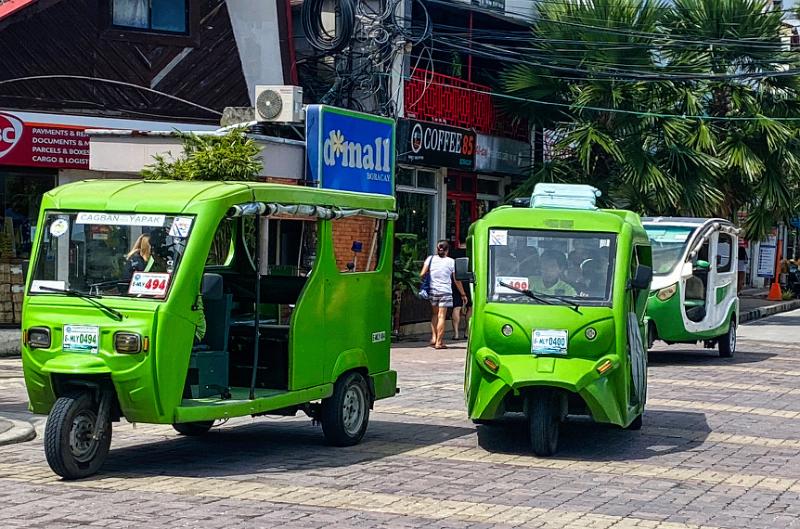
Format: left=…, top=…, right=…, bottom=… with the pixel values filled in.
left=141, top=128, right=263, bottom=181
left=392, top=233, right=422, bottom=334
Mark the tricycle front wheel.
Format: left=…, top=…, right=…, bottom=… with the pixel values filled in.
left=44, top=392, right=111, bottom=480
left=528, top=390, right=561, bottom=456
left=173, top=421, right=214, bottom=436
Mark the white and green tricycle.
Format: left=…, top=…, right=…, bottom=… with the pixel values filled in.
left=643, top=217, right=740, bottom=357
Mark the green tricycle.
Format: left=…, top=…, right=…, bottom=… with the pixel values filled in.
left=455, top=184, right=652, bottom=455
left=643, top=217, right=740, bottom=357
left=22, top=179, right=398, bottom=479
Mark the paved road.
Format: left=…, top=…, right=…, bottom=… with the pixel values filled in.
left=2, top=312, right=800, bottom=528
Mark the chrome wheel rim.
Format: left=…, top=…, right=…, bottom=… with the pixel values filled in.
left=342, top=384, right=366, bottom=436
left=730, top=324, right=736, bottom=353
left=70, top=411, right=99, bottom=463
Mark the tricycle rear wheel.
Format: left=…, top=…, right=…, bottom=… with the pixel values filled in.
left=173, top=421, right=214, bottom=436
left=44, top=392, right=111, bottom=480
left=718, top=318, right=736, bottom=358
left=321, top=372, right=370, bottom=446
left=528, top=390, right=561, bottom=456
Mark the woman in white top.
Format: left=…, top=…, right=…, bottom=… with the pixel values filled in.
left=420, top=240, right=467, bottom=349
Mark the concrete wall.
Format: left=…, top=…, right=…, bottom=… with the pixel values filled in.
left=227, top=0, right=285, bottom=101
left=89, top=134, right=305, bottom=180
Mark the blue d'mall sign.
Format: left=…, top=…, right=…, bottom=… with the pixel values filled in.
left=306, top=105, right=395, bottom=195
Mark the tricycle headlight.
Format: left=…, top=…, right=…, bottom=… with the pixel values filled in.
left=27, top=327, right=51, bottom=349
left=114, top=332, right=141, bottom=354
left=656, top=283, right=677, bottom=301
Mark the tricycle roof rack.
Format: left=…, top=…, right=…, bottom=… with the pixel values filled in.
left=530, top=183, right=601, bottom=211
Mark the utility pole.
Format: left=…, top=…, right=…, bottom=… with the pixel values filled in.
left=390, top=0, right=410, bottom=118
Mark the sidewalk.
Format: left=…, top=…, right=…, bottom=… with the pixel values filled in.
left=738, top=287, right=800, bottom=323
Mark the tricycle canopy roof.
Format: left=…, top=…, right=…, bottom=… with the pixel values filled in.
left=42, top=180, right=396, bottom=214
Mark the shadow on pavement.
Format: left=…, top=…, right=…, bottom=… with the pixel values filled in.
left=99, top=418, right=474, bottom=479
left=647, top=347, right=777, bottom=366
left=476, top=409, right=711, bottom=461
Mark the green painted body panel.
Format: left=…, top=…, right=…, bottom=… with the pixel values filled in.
left=464, top=205, right=650, bottom=428
left=22, top=180, right=397, bottom=424
left=647, top=291, right=736, bottom=342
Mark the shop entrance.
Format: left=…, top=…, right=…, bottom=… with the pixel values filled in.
left=446, top=172, right=477, bottom=252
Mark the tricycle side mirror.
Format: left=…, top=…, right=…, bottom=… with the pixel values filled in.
left=201, top=273, right=224, bottom=301
left=454, top=257, right=474, bottom=283
left=629, top=264, right=652, bottom=291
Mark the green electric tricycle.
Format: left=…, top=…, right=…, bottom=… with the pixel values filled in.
left=456, top=184, right=652, bottom=455
left=22, top=179, right=398, bottom=479
left=643, top=217, right=740, bottom=357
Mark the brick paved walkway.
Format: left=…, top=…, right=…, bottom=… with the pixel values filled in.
left=2, top=312, right=800, bottom=528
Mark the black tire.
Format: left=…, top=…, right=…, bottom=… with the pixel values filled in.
left=44, top=392, right=111, bottom=480
left=718, top=318, right=737, bottom=358
left=472, top=419, right=494, bottom=426
left=528, top=390, right=560, bottom=456
left=173, top=421, right=214, bottom=436
left=647, top=321, right=657, bottom=350
left=321, top=371, right=370, bottom=446
left=625, top=413, right=643, bottom=430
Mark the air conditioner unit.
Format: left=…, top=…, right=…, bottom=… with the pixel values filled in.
left=254, top=85, right=304, bottom=123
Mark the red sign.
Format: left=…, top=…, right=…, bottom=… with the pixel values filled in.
left=0, top=112, right=90, bottom=169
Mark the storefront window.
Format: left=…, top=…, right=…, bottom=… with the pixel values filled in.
left=0, top=171, right=56, bottom=260
left=417, top=170, right=436, bottom=189
left=477, top=178, right=500, bottom=196
left=0, top=170, right=57, bottom=325
left=397, top=167, right=414, bottom=187
left=397, top=192, right=435, bottom=258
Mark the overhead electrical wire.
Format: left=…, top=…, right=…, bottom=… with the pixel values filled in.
left=0, top=75, right=223, bottom=116
left=382, top=71, right=800, bottom=122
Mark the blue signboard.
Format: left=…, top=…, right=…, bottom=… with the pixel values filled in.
left=306, top=105, right=395, bottom=195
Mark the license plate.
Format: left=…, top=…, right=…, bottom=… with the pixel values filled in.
left=532, top=329, right=568, bottom=355
left=63, top=325, right=100, bottom=354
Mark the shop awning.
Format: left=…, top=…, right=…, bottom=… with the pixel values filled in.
left=0, top=0, right=38, bottom=21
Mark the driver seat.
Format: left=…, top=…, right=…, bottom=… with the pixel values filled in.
left=187, top=273, right=232, bottom=399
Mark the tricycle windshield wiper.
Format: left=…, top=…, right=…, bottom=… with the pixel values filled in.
left=36, top=285, right=123, bottom=321
left=498, top=281, right=581, bottom=313
left=498, top=281, right=553, bottom=306
left=528, top=289, right=582, bottom=313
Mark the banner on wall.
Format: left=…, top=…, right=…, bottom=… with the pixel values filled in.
left=0, top=112, right=90, bottom=169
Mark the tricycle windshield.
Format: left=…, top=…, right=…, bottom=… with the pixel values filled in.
left=644, top=224, right=696, bottom=275
left=30, top=211, right=195, bottom=299
left=487, top=229, right=616, bottom=306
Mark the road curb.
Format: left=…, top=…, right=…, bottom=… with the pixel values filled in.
left=740, top=299, right=800, bottom=324
left=0, top=418, right=36, bottom=446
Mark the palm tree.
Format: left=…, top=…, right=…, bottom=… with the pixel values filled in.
left=664, top=0, right=800, bottom=237
left=500, top=0, right=800, bottom=239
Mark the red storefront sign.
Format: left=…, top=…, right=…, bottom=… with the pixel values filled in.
left=0, top=112, right=89, bottom=169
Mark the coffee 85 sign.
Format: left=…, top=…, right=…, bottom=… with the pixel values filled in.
left=398, top=119, right=475, bottom=170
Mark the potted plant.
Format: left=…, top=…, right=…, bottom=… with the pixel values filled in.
left=392, top=233, right=421, bottom=336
